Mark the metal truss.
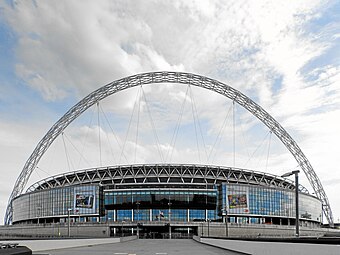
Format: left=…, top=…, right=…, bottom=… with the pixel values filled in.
left=25, top=164, right=308, bottom=193
left=4, top=71, right=334, bottom=226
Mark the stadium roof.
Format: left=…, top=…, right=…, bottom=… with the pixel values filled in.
left=26, top=164, right=309, bottom=194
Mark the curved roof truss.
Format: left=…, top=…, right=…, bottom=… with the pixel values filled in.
left=5, top=71, right=333, bottom=226
left=25, top=164, right=309, bottom=194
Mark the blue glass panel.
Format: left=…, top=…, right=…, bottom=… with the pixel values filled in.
left=117, top=210, right=132, bottom=221
left=189, top=209, right=205, bottom=221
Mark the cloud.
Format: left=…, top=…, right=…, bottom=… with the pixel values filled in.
left=1, top=0, right=340, bottom=223
left=3, top=0, right=184, bottom=101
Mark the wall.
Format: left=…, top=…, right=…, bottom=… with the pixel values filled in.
left=1, top=222, right=339, bottom=239
left=199, top=237, right=340, bottom=255
left=0, top=223, right=110, bottom=238
left=197, top=222, right=339, bottom=238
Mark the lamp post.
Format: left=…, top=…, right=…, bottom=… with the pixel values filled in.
left=207, top=219, right=211, bottom=237
left=281, top=170, right=300, bottom=237
left=37, top=207, right=41, bottom=225
left=136, top=201, right=140, bottom=239
left=67, top=208, right=72, bottom=237
left=168, top=202, right=172, bottom=239
left=225, top=208, right=229, bottom=237
left=122, top=220, right=125, bottom=237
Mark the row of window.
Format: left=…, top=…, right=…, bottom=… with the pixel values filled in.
left=104, top=209, right=217, bottom=222
left=104, top=190, right=217, bottom=210
left=13, top=185, right=99, bottom=222
left=222, top=184, right=322, bottom=221
left=13, top=183, right=322, bottom=223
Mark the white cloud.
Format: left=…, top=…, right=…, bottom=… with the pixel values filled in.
left=1, top=0, right=339, bottom=224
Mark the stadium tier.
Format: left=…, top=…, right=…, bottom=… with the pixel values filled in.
left=12, top=164, right=322, bottom=229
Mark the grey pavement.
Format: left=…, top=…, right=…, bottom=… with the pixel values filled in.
left=34, top=239, right=246, bottom=255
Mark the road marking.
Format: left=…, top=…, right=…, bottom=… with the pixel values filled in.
left=114, top=253, right=128, bottom=255
left=155, top=253, right=168, bottom=255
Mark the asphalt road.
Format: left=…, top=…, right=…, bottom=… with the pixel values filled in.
left=35, top=239, right=246, bottom=255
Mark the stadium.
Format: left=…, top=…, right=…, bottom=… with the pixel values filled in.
left=11, top=164, right=323, bottom=237
left=4, top=72, right=335, bottom=238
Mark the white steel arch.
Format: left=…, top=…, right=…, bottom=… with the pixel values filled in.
left=4, top=71, right=334, bottom=226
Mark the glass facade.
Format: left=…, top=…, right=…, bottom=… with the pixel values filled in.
left=221, top=183, right=322, bottom=222
left=104, top=189, right=217, bottom=222
left=12, top=182, right=322, bottom=225
left=104, top=189, right=217, bottom=210
left=13, top=185, right=101, bottom=223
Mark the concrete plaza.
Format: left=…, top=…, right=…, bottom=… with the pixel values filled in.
left=34, top=239, right=246, bottom=255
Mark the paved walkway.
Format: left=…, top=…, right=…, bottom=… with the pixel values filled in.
left=35, top=239, right=245, bottom=255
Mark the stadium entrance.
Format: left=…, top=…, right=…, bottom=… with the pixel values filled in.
left=110, top=225, right=197, bottom=239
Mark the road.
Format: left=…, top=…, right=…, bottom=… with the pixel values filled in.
left=35, top=239, right=247, bottom=255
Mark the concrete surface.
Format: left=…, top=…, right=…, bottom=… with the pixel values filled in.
left=33, top=239, right=244, bottom=255
left=2, top=238, right=120, bottom=252
left=0, top=224, right=110, bottom=238
left=199, top=237, right=340, bottom=255
left=2, top=223, right=340, bottom=239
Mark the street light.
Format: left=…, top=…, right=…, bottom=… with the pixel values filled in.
left=136, top=201, right=140, bottom=238
left=37, top=207, right=41, bottom=225
left=207, top=219, right=211, bottom=237
left=168, top=202, right=172, bottom=239
left=222, top=207, right=228, bottom=237
left=225, top=208, right=229, bottom=237
left=121, top=220, right=125, bottom=237
left=67, top=208, right=72, bottom=237
left=281, top=170, right=300, bottom=237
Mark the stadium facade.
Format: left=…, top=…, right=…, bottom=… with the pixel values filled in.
left=12, top=164, right=322, bottom=233
left=5, top=71, right=334, bottom=237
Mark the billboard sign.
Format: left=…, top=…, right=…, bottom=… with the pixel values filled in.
left=73, top=186, right=97, bottom=214
left=228, top=193, right=248, bottom=209
left=75, top=194, right=94, bottom=208
left=225, top=185, right=250, bottom=214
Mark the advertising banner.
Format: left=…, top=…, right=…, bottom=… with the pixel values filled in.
left=73, top=186, right=97, bottom=214
left=226, top=185, right=250, bottom=214
left=228, top=193, right=248, bottom=209
left=75, top=194, right=94, bottom=208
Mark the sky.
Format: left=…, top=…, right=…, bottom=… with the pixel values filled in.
left=0, top=0, right=339, bottom=225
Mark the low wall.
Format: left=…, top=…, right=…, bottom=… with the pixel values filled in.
left=199, top=237, right=340, bottom=255
left=1, top=222, right=339, bottom=239
left=0, top=223, right=110, bottom=238
left=120, top=235, right=138, bottom=242
left=197, top=222, right=339, bottom=238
